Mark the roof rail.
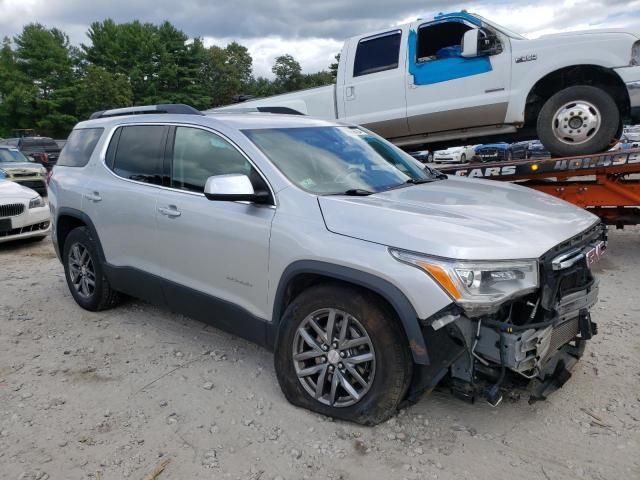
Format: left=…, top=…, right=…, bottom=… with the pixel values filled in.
left=89, top=104, right=203, bottom=120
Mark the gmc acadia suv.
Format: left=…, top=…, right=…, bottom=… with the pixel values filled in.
left=49, top=104, right=605, bottom=425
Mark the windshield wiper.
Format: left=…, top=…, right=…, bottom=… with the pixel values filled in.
left=334, top=188, right=375, bottom=196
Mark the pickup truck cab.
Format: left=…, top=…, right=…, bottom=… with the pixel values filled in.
left=212, top=11, right=640, bottom=158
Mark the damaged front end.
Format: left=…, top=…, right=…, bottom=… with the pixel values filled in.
left=407, top=223, right=606, bottom=406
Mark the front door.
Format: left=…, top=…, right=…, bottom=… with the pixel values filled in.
left=405, top=16, right=512, bottom=134
left=155, top=125, right=275, bottom=321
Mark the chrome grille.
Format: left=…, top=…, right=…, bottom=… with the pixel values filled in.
left=0, top=203, right=24, bottom=217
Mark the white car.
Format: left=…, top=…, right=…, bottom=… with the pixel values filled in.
left=433, top=145, right=476, bottom=164
left=0, top=180, right=50, bottom=243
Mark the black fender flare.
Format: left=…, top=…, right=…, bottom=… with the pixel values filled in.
left=55, top=207, right=106, bottom=262
left=272, top=260, right=430, bottom=365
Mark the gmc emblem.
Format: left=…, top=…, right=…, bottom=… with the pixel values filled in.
left=585, top=241, right=606, bottom=268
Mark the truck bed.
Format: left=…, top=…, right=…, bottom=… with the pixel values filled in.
left=209, top=84, right=337, bottom=119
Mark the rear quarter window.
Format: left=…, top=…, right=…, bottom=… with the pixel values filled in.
left=57, top=128, right=104, bottom=167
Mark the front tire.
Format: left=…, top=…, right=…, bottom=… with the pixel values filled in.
left=274, top=283, right=412, bottom=425
left=460, top=153, right=466, bottom=163
left=63, top=227, right=120, bottom=311
left=537, top=85, right=620, bottom=157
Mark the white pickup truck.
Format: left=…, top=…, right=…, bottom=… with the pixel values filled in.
left=212, top=11, right=640, bottom=157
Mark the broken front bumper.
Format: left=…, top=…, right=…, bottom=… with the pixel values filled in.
left=473, top=282, right=599, bottom=376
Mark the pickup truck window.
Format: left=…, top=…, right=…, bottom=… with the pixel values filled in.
left=244, top=126, right=429, bottom=195
left=353, top=30, right=401, bottom=77
left=417, top=21, right=472, bottom=62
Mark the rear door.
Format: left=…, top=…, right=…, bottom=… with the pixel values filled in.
left=341, top=29, right=409, bottom=139
left=83, top=124, right=168, bottom=276
left=154, top=125, right=275, bottom=320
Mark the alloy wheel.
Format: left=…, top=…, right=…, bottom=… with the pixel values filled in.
left=68, top=242, right=96, bottom=298
left=292, top=308, right=375, bottom=407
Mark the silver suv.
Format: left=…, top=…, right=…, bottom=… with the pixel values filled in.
left=49, top=104, right=605, bottom=425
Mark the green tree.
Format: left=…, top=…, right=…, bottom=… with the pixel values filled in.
left=272, top=54, right=303, bottom=92
left=329, top=53, right=340, bottom=79
left=201, top=42, right=254, bottom=107
left=11, top=24, right=77, bottom=136
left=75, top=65, right=133, bottom=119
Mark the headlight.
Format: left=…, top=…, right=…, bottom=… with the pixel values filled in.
left=633, top=41, right=640, bottom=66
left=390, top=249, right=538, bottom=316
left=29, top=196, right=44, bottom=209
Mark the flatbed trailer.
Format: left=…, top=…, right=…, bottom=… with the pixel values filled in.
left=437, top=148, right=640, bottom=228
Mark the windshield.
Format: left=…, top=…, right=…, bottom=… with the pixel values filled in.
left=0, top=149, right=32, bottom=163
left=244, top=126, right=431, bottom=195
left=473, top=14, right=526, bottom=40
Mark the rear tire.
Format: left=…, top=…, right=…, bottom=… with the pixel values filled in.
left=63, top=227, right=120, bottom=311
left=537, top=85, right=620, bottom=157
left=274, top=283, right=413, bottom=425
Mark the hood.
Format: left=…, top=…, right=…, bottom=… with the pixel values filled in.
left=0, top=179, right=38, bottom=200
left=539, top=29, right=639, bottom=40
left=438, top=147, right=464, bottom=154
left=318, top=176, right=598, bottom=260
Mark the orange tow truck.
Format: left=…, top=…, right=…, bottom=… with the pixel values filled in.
left=437, top=149, right=640, bottom=228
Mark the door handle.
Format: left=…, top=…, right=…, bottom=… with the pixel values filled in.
left=158, top=206, right=181, bottom=218
left=345, top=86, right=355, bottom=100
left=84, top=191, right=102, bottom=202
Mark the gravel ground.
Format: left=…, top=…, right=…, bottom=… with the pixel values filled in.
left=1, top=229, right=639, bottom=480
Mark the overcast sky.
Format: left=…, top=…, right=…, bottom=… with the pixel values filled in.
left=0, top=0, right=638, bottom=77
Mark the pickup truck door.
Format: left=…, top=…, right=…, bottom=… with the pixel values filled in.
left=340, top=28, right=409, bottom=139
left=405, top=17, right=512, bottom=135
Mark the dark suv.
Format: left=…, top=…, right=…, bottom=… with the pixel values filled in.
left=1, top=136, right=61, bottom=171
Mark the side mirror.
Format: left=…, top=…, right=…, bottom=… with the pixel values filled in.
left=204, top=174, right=270, bottom=203
left=461, top=28, right=502, bottom=58
left=461, top=29, right=480, bottom=58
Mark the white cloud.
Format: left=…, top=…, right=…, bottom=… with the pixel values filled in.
left=204, top=36, right=343, bottom=78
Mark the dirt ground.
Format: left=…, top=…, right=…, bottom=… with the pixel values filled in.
left=1, top=229, right=639, bottom=480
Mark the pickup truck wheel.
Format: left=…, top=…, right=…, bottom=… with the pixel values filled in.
left=274, top=283, right=412, bottom=425
left=537, top=85, right=619, bottom=157
left=63, top=227, right=121, bottom=311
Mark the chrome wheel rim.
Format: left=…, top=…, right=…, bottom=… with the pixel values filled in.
left=552, top=100, right=601, bottom=145
left=68, top=243, right=96, bottom=298
left=293, top=308, right=375, bottom=407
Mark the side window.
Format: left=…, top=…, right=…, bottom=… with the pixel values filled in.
left=416, top=21, right=472, bottom=62
left=171, top=127, right=254, bottom=193
left=57, top=128, right=104, bottom=167
left=110, top=125, right=167, bottom=185
left=353, top=31, right=401, bottom=77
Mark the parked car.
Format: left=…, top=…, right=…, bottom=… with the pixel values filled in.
left=524, top=140, right=551, bottom=159
left=409, top=149, right=433, bottom=163
left=211, top=11, right=640, bottom=157
left=0, top=136, right=61, bottom=171
left=433, top=145, right=476, bottom=163
left=474, top=142, right=527, bottom=162
left=609, top=134, right=640, bottom=151
left=0, top=146, right=48, bottom=195
left=0, top=179, right=50, bottom=243
left=49, top=104, right=604, bottom=424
